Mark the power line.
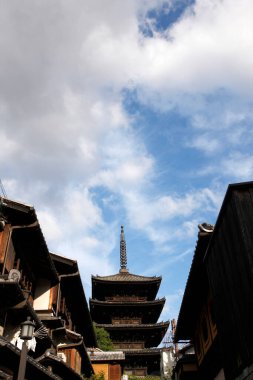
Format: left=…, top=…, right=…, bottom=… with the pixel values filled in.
left=0, top=179, right=7, bottom=198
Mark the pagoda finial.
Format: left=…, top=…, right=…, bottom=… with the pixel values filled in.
left=120, top=226, right=128, bottom=273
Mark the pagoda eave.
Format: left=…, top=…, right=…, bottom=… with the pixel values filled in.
left=89, top=297, right=165, bottom=307
left=91, top=274, right=162, bottom=284
left=95, top=321, right=170, bottom=330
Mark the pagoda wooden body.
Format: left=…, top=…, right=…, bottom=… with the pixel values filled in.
left=90, top=227, right=169, bottom=376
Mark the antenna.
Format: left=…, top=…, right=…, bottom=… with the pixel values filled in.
left=0, top=180, right=7, bottom=230
left=120, top=226, right=128, bottom=273
left=0, top=179, right=7, bottom=198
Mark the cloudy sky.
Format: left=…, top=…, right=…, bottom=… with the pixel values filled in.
left=1, top=0, right=253, bottom=330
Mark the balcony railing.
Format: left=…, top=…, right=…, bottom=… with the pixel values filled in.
left=105, top=296, right=147, bottom=302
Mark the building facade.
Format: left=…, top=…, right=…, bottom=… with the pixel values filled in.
left=174, top=181, right=253, bottom=380
left=88, top=349, right=125, bottom=380
left=0, top=196, right=96, bottom=379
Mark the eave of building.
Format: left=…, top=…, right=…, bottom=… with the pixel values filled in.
left=50, top=252, right=78, bottom=274
left=55, top=330, right=93, bottom=378
left=1, top=197, right=58, bottom=285
left=37, top=315, right=65, bottom=329
left=51, top=254, right=97, bottom=348
left=36, top=351, right=92, bottom=379
left=203, top=180, right=253, bottom=263
left=0, top=337, right=61, bottom=379
left=0, top=279, right=25, bottom=307
left=53, top=327, right=83, bottom=346
left=0, top=197, right=35, bottom=225
left=174, top=230, right=212, bottom=342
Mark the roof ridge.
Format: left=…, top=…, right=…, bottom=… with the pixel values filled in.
left=92, top=272, right=161, bottom=281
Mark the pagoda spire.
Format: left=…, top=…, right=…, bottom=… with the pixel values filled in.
left=120, top=226, right=128, bottom=273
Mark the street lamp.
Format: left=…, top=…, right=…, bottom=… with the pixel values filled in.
left=17, top=317, right=35, bottom=380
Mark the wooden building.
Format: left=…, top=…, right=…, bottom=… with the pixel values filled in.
left=88, top=349, right=125, bottom=380
left=36, top=252, right=97, bottom=378
left=174, top=181, right=253, bottom=380
left=174, top=222, right=219, bottom=380
left=90, top=226, right=169, bottom=376
left=0, top=196, right=96, bottom=379
left=173, top=344, right=197, bottom=380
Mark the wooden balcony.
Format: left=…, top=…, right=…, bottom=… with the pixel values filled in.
left=105, top=296, right=147, bottom=302
left=112, top=318, right=141, bottom=325
left=113, top=341, right=144, bottom=349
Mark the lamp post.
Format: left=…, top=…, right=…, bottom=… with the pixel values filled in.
left=17, top=317, right=35, bottom=380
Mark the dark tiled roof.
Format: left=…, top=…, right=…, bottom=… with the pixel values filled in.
left=89, top=351, right=125, bottom=361
left=36, top=352, right=87, bottom=379
left=0, top=337, right=60, bottom=379
left=0, top=197, right=58, bottom=285
left=92, top=272, right=161, bottom=282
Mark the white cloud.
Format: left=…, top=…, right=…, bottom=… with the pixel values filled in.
left=221, top=153, right=253, bottom=180
left=36, top=188, right=119, bottom=286
left=0, top=0, right=252, bottom=314
left=187, top=135, right=221, bottom=154
left=1, top=0, right=253, bottom=115
left=37, top=210, right=63, bottom=241
left=123, top=187, right=218, bottom=233
left=63, top=187, right=104, bottom=231
left=89, top=127, right=154, bottom=193
left=0, top=131, right=19, bottom=160
left=1, top=0, right=253, bottom=186
left=146, top=0, right=253, bottom=95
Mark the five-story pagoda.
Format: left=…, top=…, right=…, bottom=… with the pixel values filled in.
left=90, top=227, right=169, bottom=376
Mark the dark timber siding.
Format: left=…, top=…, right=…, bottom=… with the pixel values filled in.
left=205, top=185, right=253, bottom=380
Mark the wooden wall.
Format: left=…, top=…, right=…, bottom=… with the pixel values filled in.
left=93, top=364, right=108, bottom=380
left=205, top=186, right=253, bottom=379
left=59, top=348, right=82, bottom=374
left=93, top=363, right=121, bottom=380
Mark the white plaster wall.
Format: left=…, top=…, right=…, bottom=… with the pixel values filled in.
left=161, top=348, right=175, bottom=379
left=33, top=279, right=51, bottom=310
left=214, top=369, right=225, bottom=380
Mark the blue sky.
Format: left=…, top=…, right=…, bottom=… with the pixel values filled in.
left=1, top=0, right=253, bottom=328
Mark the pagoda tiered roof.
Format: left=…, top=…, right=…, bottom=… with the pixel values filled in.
left=90, top=297, right=165, bottom=306
left=92, top=271, right=162, bottom=300
left=95, top=321, right=169, bottom=348
left=90, top=226, right=169, bottom=375
left=92, top=272, right=161, bottom=283
left=96, top=321, right=169, bottom=330
left=90, top=297, right=165, bottom=323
